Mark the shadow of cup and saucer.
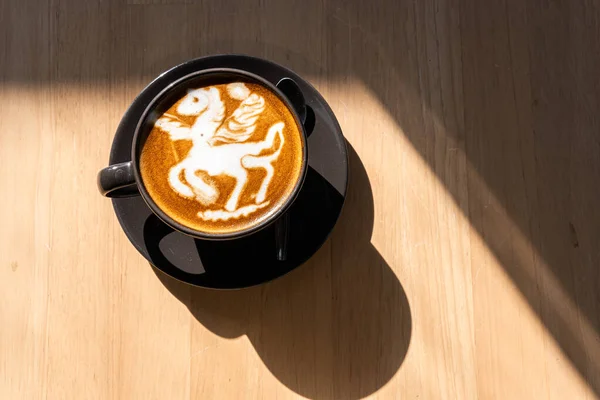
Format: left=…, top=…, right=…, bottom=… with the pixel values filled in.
left=151, top=144, right=412, bottom=399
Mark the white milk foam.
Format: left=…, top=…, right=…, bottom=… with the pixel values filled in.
left=227, top=82, right=251, bottom=100
left=154, top=82, right=286, bottom=220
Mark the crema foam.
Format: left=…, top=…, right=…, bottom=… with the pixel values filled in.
left=139, top=79, right=305, bottom=234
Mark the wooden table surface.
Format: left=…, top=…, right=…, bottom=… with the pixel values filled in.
left=2, top=0, right=600, bottom=399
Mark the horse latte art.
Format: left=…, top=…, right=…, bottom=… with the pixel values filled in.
left=140, top=80, right=305, bottom=234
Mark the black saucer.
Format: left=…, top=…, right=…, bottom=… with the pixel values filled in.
left=110, top=55, right=347, bottom=289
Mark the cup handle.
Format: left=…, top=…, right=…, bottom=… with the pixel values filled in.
left=277, top=78, right=307, bottom=124
left=97, top=161, right=140, bottom=198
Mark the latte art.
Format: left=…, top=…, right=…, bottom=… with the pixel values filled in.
left=139, top=80, right=305, bottom=234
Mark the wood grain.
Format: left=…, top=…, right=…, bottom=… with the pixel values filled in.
left=1, top=0, right=599, bottom=399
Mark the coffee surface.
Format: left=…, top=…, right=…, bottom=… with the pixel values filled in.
left=139, top=80, right=305, bottom=234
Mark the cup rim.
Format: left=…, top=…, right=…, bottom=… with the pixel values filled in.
left=129, top=67, right=308, bottom=240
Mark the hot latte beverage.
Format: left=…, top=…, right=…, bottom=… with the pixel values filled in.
left=139, top=79, right=305, bottom=234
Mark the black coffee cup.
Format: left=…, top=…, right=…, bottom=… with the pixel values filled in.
left=98, top=62, right=310, bottom=258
